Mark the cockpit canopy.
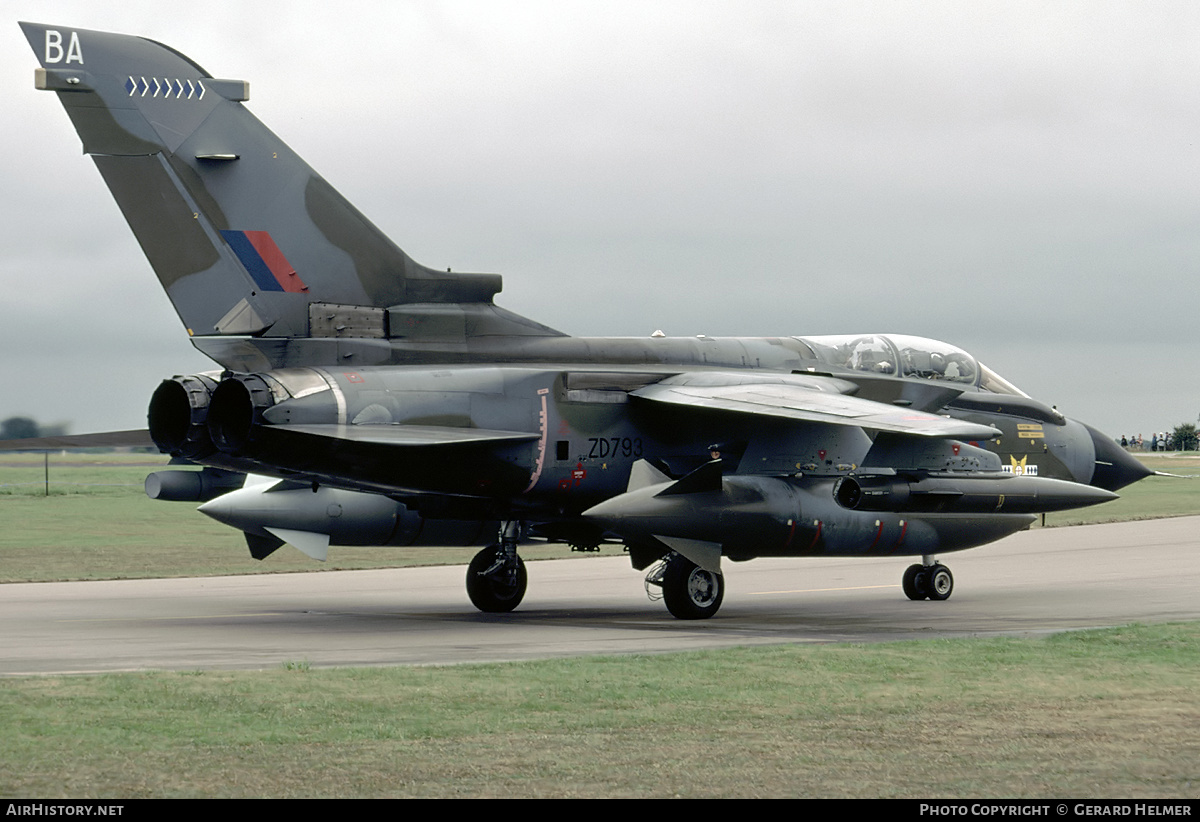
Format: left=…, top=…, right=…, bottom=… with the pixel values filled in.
left=794, top=334, right=1027, bottom=397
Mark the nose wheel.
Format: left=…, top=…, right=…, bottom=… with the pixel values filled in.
left=902, top=562, right=953, bottom=601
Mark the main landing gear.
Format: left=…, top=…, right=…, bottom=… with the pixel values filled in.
left=645, top=552, right=725, bottom=620
left=466, top=522, right=527, bottom=613
left=901, top=558, right=954, bottom=601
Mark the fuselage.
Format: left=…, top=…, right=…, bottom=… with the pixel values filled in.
left=180, top=329, right=1147, bottom=501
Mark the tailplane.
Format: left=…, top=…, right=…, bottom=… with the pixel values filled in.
left=21, top=22, right=542, bottom=341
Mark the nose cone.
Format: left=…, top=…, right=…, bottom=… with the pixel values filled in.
left=196, top=492, right=244, bottom=529
left=1085, top=423, right=1154, bottom=491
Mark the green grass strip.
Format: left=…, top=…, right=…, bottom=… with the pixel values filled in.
left=2, top=623, right=1197, bottom=798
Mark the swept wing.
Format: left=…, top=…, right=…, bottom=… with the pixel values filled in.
left=632, top=374, right=1000, bottom=440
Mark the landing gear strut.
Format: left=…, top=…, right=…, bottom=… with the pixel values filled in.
left=466, top=522, right=527, bottom=613
left=648, top=553, right=725, bottom=620
left=902, top=558, right=954, bottom=601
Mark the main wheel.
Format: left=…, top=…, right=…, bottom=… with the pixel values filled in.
left=902, top=563, right=929, bottom=600
left=926, top=564, right=954, bottom=601
left=466, top=546, right=527, bottom=613
left=662, top=554, right=724, bottom=620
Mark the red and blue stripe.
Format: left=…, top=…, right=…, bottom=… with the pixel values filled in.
left=220, top=230, right=308, bottom=293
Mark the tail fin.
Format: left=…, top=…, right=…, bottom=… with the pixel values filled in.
left=20, top=22, right=517, bottom=339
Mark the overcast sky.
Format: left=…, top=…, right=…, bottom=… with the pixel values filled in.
left=3, top=0, right=1197, bottom=438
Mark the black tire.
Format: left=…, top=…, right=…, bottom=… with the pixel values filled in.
left=466, top=546, right=527, bottom=613
left=926, top=564, right=954, bottom=601
left=662, top=554, right=724, bottom=620
left=902, top=563, right=928, bottom=600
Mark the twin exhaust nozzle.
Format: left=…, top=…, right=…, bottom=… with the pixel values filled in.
left=148, top=373, right=275, bottom=459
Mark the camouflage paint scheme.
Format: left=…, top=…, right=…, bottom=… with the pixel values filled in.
left=21, top=23, right=1148, bottom=618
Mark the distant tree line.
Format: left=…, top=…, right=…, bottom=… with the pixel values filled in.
left=1172, top=423, right=1198, bottom=452
left=0, top=416, right=69, bottom=441
left=1119, top=424, right=1198, bottom=452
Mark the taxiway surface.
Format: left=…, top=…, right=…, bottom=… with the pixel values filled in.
left=2, top=516, right=1197, bottom=675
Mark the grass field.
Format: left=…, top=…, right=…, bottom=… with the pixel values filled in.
left=1, top=451, right=1198, bottom=582
left=0, top=452, right=625, bottom=581
left=1042, top=453, right=1200, bottom=526
left=1, top=622, right=1196, bottom=798
left=2, top=452, right=1198, bottom=798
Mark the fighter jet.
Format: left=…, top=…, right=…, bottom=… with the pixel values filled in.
left=19, top=22, right=1149, bottom=618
